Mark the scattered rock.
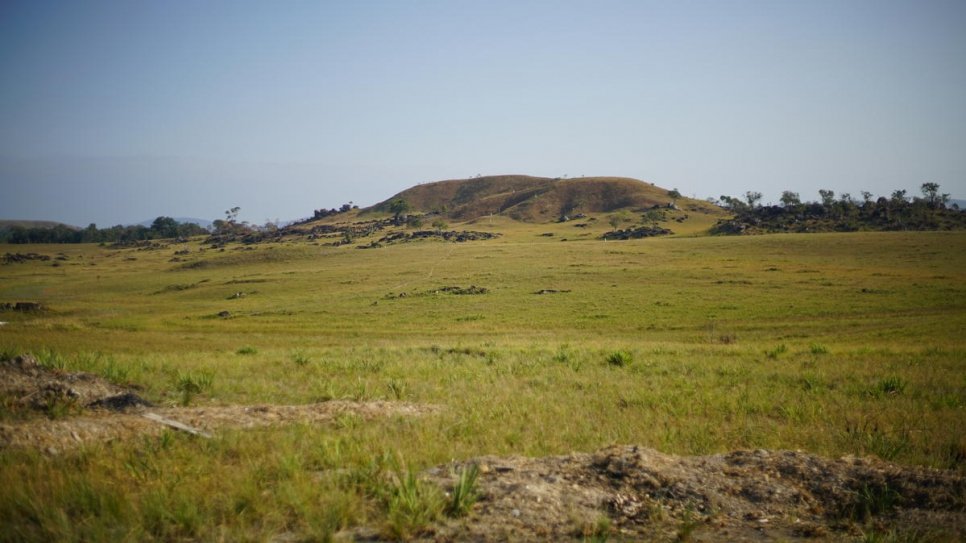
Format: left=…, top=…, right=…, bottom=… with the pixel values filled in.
left=535, top=289, right=571, bottom=295
left=602, top=226, right=672, bottom=240
left=438, top=285, right=488, bottom=295
left=87, top=392, right=154, bottom=412
left=361, top=230, right=499, bottom=248
left=0, top=302, right=46, bottom=312
left=385, top=286, right=489, bottom=299
left=2, top=252, right=51, bottom=264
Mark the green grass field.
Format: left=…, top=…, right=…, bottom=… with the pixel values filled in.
left=1, top=225, right=964, bottom=541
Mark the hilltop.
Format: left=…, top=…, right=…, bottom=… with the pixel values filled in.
left=367, top=175, right=722, bottom=222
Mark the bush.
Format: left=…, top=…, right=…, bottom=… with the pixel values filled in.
left=606, top=351, right=632, bottom=367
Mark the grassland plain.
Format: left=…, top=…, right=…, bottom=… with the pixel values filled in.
left=0, top=223, right=964, bottom=541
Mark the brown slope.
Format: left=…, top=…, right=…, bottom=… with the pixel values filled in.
left=370, top=175, right=709, bottom=222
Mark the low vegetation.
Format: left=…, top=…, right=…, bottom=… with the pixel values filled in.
left=713, top=183, right=964, bottom=234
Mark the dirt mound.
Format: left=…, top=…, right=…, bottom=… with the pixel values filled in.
left=0, top=355, right=438, bottom=452
left=0, top=355, right=134, bottom=413
left=415, top=445, right=964, bottom=541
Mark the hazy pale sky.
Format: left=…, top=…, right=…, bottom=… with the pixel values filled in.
left=1, top=0, right=964, bottom=226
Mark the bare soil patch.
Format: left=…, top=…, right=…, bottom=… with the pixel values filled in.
left=0, top=355, right=437, bottom=452
left=413, top=446, right=964, bottom=541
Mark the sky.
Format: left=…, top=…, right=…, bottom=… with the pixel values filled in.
left=1, top=0, right=964, bottom=227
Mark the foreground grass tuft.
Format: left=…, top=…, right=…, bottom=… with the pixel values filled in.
left=446, top=463, right=480, bottom=517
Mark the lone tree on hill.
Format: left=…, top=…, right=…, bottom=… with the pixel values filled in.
left=389, top=199, right=411, bottom=225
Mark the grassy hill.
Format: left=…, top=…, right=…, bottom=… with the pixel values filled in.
left=368, top=175, right=723, bottom=223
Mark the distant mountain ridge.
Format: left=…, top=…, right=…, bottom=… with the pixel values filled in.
left=369, top=175, right=719, bottom=222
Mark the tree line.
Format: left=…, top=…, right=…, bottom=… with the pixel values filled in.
left=711, top=183, right=963, bottom=234
left=0, top=216, right=209, bottom=244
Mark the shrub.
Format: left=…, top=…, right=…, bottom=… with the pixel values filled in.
left=236, top=346, right=257, bottom=355
left=606, top=351, right=632, bottom=367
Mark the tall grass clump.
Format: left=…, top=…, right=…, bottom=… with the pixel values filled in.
left=606, top=350, right=632, bottom=367
left=445, top=463, right=479, bottom=517
left=176, top=370, right=214, bottom=406
left=809, top=344, right=829, bottom=355
left=386, top=468, right=444, bottom=539
left=291, top=349, right=311, bottom=366
left=765, top=344, right=788, bottom=359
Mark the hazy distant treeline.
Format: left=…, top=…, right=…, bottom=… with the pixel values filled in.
left=0, top=217, right=209, bottom=244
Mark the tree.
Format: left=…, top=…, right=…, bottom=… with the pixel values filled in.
left=745, top=191, right=762, bottom=208
left=719, top=195, right=747, bottom=212
left=779, top=191, right=801, bottom=207
left=920, top=182, right=949, bottom=208
left=431, top=219, right=448, bottom=233
left=215, top=207, right=245, bottom=235
left=150, top=216, right=179, bottom=239
left=818, top=189, right=836, bottom=208
left=82, top=223, right=100, bottom=243
left=891, top=190, right=908, bottom=204
left=608, top=210, right=630, bottom=229
left=861, top=191, right=874, bottom=204
left=388, top=199, right=411, bottom=225
left=667, top=188, right=682, bottom=200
